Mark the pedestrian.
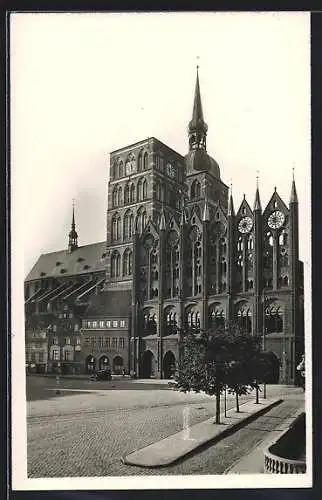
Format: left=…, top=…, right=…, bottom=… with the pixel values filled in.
left=122, top=367, right=125, bottom=377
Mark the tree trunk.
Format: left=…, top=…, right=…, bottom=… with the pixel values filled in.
left=235, top=391, right=239, bottom=412
left=255, top=385, right=259, bottom=404
left=215, top=384, right=221, bottom=424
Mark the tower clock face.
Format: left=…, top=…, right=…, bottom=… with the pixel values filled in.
left=238, top=216, right=253, bottom=234
left=268, top=210, right=285, bottom=229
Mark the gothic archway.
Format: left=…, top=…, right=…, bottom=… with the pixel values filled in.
left=86, top=355, right=96, bottom=373
left=141, top=350, right=154, bottom=378
left=163, top=351, right=176, bottom=379
left=99, top=355, right=109, bottom=371
left=113, top=356, right=123, bottom=374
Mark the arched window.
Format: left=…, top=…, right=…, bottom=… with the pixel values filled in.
left=124, top=184, right=130, bottom=204
left=267, top=232, right=273, bottom=247
left=165, top=310, right=177, bottom=335
left=142, top=212, right=147, bottom=229
left=117, top=186, right=122, bottom=206
left=114, top=162, right=119, bottom=179
left=247, top=236, right=253, bottom=250
left=236, top=305, right=252, bottom=334
left=138, top=151, right=143, bottom=172
left=111, top=251, right=121, bottom=278
left=137, top=179, right=143, bottom=201
left=279, top=230, right=288, bottom=246
left=119, top=161, right=124, bottom=178
left=209, top=306, right=225, bottom=329
left=110, top=163, right=115, bottom=180
left=112, top=186, right=118, bottom=207
left=246, top=279, right=253, bottom=290
left=123, top=248, right=133, bottom=276
left=137, top=209, right=147, bottom=234
left=237, top=237, right=243, bottom=252
left=112, top=213, right=121, bottom=241
left=142, top=179, right=147, bottom=199
left=143, top=152, right=148, bottom=170
left=265, top=305, right=283, bottom=333
left=186, top=309, right=200, bottom=329
left=191, top=180, right=201, bottom=200
left=130, top=183, right=135, bottom=203
left=123, top=210, right=133, bottom=240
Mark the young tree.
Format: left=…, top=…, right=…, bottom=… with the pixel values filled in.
left=176, top=323, right=263, bottom=424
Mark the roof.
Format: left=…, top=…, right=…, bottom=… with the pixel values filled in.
left=25, top=241, right=107, bottom=282
left=84, top=290, right=132, bottom=319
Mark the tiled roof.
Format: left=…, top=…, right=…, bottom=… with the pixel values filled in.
left=25, top=241, right=107, bottom=282
left=85, top=290, right=132, bottom=319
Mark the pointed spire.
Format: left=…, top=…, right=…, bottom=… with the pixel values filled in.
left=290, top=167, right=298, bottom=204
left=71, top=203, right=76, bottom=230
left=68, top=199, right=78, bottom=253
left=190, top=67, right=205, bottom=128
left=253, top=172, right=262, bottom=211
left=228, top=183, right=235, bottom=217
left=160, top=205, right=166, bottom=231
left=202, top=196, right=210, bottom=222
left=188, top=66, right=208, bottom=151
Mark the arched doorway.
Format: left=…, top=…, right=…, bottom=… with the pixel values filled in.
left=99, top=355, right=109, bottom=371
left=141, top=350, right=154, bottom=378
left=86, top=355, right=96, bottom=373
left=113, top=356, right=123, bottom=374
left=163, top=351, right=176, bottom=379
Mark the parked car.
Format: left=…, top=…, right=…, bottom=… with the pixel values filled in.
left=90, top=369, right=112, bottom=381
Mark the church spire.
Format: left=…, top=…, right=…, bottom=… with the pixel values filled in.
left=188, top=66, right=208, bottom=152
left=160, top=205, right=167, bottom=231
left=68, top=200, right=78, bottom=253
left=202, top=196, right=210, bottom=222
left=253, top=173, right=262, bottom=211
left=290, top=168, right=298, bottom=204
left=228, top=183, right=235, bottom=216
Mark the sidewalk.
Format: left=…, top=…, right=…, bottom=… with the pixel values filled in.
left=123, top=398, right=282, bottom=468
left=223, top=406, right=305, bottom=474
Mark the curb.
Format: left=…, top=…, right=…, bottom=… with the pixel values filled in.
left=122, top=398, right=283, bottom=468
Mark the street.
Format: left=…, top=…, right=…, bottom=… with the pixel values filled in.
left=26, top=376, right=304, bottom=477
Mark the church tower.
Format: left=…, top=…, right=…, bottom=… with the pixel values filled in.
left=185, top=68, right=229, bottom=220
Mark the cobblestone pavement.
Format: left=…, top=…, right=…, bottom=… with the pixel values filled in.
left=26, top=383, right=304, bottom=477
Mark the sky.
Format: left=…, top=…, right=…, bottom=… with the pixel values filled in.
left=10, top=12, right=311, bottom=275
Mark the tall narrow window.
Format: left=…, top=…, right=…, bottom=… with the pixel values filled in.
left=143, top=152, right=148, bottom=170
left=142, top=179, right=147, bottom=199
left=111, top=251, right=121, bottom=278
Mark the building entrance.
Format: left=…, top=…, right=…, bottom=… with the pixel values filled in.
left=141, top=350, right=154, bottom=378
left=163, top=351, right=176, bottom=379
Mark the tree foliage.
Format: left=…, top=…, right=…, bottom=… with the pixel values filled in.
left=176, top=322, right=264, bottom=423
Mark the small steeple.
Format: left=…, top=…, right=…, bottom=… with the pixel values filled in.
left=253, top=173, right=262, bottom=211
left=202, top=196, right=210, bottom=222
left=68, top=200, right=78, bottom=253
left=180, top=195, right=188, bottom=226
left=290, top=167, right=298, bottom=204
left=228, top=183, right=235, bottom=217
left=188, top=66, right=208, bottom=151
left=160, top=205, right=166, bottom=231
